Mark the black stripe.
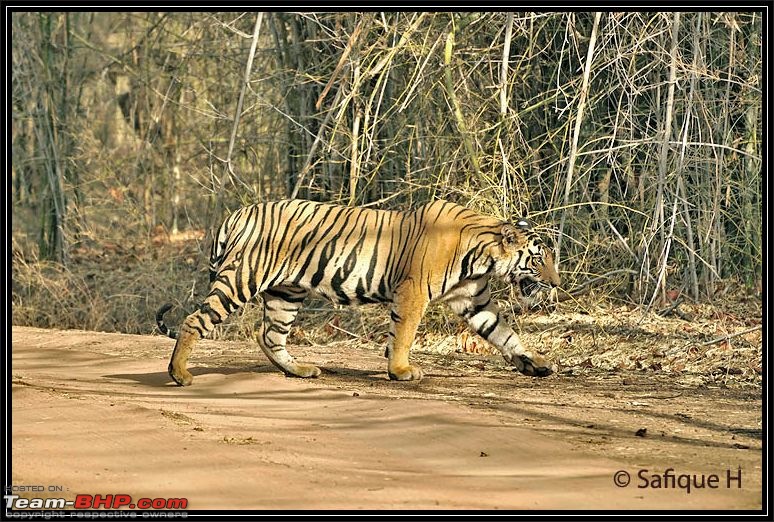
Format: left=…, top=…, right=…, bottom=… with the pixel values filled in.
left=478, top=316, right=499, bottom=339
left=194, top=314, right=207, bottom=330
left=190, top=324, right=206, bottom=337
left=210, top=287, right=237, bottom=313
left=265, top=287, right=306, bottom=303
left=233, top=215, right=257, bottom=305
left=365, top=212, right=384, bottom=288
left=291, top=205, right=339, bottom=283
left=267, top=324, right=291, bottom=335
left=463, top=298, right=491, bottom=319
left=460, top=249, right=478, bottom=280
left=199, top=302, right=223, bottom=324
left=269, top=317, right=298, bottom=328
left=355, top=279, right=378, bottom=303
left=311, top=240, right=337, bottom=287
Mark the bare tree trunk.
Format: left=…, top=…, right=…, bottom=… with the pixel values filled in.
left=36, top=13, right=68, bottom=263
left=679, top=12, right=702, bottom=301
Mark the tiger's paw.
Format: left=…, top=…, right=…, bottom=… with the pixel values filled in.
left=506, top=353, right=557, bottom=377
left=388, top=364, right=424, bottom=381
left=168, top=365, right=193, bottom=386
left=286, top=363, right=322, bottom=378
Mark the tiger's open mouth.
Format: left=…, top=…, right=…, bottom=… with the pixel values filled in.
left=518, top=277, right=540, bottom=297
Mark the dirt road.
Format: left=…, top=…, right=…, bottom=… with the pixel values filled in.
left=10, top=327, right=762, bottom=510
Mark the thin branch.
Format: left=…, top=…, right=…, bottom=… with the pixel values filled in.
left=365, top=13, right=425, bottom=80
left=499, top=12, right=514, bottom=117
left=651, top=12, right=680, bottom=239
left=700, top=326, right=761, bottom=347
left=290, top=87, right=344, bottom=199
left=316, top=14, right=369, bottom=110
left=556, top=269, right=639, bottom=302
left=443, top=25, right=482, bottom=176
left=556, top=11, right=601, bottom=265
left=224, top=12, right=263, bottom=194
left=657, top=297, right=685, bottom=318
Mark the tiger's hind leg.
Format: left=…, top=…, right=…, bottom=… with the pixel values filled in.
left=168, top=295, right=232, bottom=386
left=258, top=286, right=321, bottom=378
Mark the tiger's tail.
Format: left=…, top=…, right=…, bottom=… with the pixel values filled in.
left=156, top=303, right=178, bottom=339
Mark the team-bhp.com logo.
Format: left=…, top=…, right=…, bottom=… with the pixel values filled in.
left=4, top=494, right=188, bottom=510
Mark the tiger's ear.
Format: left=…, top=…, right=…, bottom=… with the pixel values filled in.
left=501, top=223, right=523, bottom=247
left=515, top=218, right=531, bottom=230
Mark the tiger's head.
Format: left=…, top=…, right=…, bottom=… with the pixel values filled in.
left=493, top=220, right=561, bottom=306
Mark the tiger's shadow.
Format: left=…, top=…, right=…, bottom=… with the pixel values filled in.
left=319, top=366, right=387, bottom=381
left=108, top=365, right=389, bottom=388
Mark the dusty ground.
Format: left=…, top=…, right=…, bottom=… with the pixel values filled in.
left=11, top=326, right=762, bottom=511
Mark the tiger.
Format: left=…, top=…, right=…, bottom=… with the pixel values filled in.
left=156, top=199, right=561, bottom=386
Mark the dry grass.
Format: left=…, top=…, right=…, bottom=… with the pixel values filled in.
left=336, top=293, right=763, bottom=389
left=11, top=235, right=205, bottom=334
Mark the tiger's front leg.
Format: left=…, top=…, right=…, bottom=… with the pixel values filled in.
left=446, top=279, right=557, bottom=377
left=385, top=280, right=427, bottom=381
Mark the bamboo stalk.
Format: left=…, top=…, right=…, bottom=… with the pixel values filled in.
left=652, top=12, right=680, bottom=241
left=677, top=177, right=699, bottom=300
left=290, top=87, right=344, bottom=200
left=556, top=11, right=601, bottom=264
left=348, top=64, right=363, bottom=206
left=646, top=183, right=680, bottom=313
left=499, top=13, right=514, bottom=117
left=443, top=27, right=482, bottom=176
left=316, top=14, right=369, bottom=110
left=498, top=13, right=515, bottom=216
left=224, top=12, right=263, bottom=193
left=37, top=13, right=67, bottom=263
left=678, top=13, right=702, bottom=301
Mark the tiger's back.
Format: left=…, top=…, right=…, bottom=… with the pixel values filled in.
left=208, top=199, right=503, bottom=306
